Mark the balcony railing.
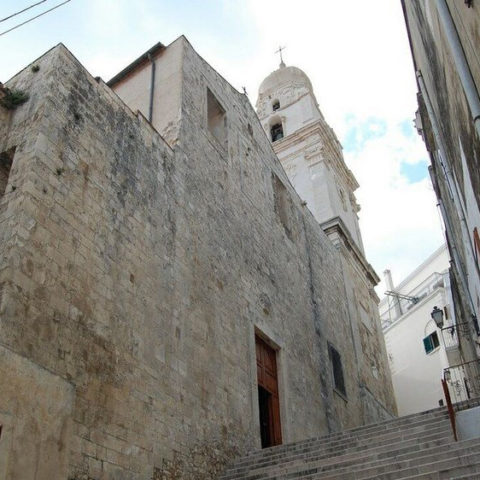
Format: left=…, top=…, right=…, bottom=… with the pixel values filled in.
left=440, top=321, right=471, bottom=350
left=443, top=359, right=480, bottom=409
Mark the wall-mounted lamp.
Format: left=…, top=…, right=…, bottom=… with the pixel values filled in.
left=431, top=306, right=444, bottom=328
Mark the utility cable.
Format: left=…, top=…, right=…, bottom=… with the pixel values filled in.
left=0, top=0, right=48, bottom=23
left=0, top=0, right=71, bottom=37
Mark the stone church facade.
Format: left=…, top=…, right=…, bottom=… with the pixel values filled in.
left=0, top=36, right=395, bottom=480
left=257, top=63, right=394, bottom=424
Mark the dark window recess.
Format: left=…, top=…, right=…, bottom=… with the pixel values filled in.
left=271, top=123, right=284, bottom=142
left=423, top=331, right=440, bottom=354
left=272, top=100, right=280, bottom=111
left=0, top=146, right=15, bottom=198
left=272, top=173, right=292, bottom=239
left=474, top=227, right=480, bottom=265
left=329, top=344, right=346, bottom=397
left=207, top=88, right=227, bottom=148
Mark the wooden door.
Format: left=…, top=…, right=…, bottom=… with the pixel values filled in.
left=255, top=335, right=282, bottom=447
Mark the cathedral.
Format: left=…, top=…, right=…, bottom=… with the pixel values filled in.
left=0, top=36, right=395, bottom=479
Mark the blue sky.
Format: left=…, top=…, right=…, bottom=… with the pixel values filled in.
left=0, top=0, right=444, bottom=293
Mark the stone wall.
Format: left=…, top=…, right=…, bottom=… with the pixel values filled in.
left=402, top=0, right=480, bottom=360
left=1, top=39, right=392, bottom=480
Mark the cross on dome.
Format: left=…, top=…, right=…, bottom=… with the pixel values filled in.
left=275, top=45, right=286, bottom=68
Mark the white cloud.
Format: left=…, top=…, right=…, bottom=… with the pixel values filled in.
left=239, top=0, right=445, bottom=293
left=345, top=116, right=444, bottom=293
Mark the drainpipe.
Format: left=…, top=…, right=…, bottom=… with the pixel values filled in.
left=436, top=0, right=480, bottom=139
left=147, top=53, right=156, bottom=123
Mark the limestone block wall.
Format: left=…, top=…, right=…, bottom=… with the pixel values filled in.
left=339, top=250, right=397, bottom=422
left=0, top=39, right=393, bottom=480
left=176, top=37, right=379, bottom=435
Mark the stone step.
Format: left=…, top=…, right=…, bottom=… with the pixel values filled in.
left=412, top=462, right=480, bottom=479
left=237, top=431, right=467, bottom=480
left=243, top=408, right=448, bottom=461
left=223, top=429, right=452, bottom=480
left=244, top=428, right=451, bottom=473
left=306, top=449, right=480, bottom=480
left=448, top=464, right=480, bottom=480
left=222, top=422, right=452, bottom=478
left=220, top=405, right=480, bottom=480
left=235, top=436, right=480, bottom=480
left=228, top=413, right=450, bottom=471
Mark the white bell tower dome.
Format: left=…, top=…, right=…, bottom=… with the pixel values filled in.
left=256, top=62, right=365, bottom=254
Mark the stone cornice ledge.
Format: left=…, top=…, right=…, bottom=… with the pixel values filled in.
left=321, top=216, right=380, bottom=287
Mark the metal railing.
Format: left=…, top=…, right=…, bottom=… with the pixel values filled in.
left=440, top=321, right=471, bottom=349
left=443, top=359, right=480, bottom=409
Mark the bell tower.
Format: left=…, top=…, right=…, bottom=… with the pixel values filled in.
left=256, top=62, right=364, bottom=253
left=257, top=63, right=396, bottom=424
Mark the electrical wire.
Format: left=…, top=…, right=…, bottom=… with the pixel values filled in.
left=0, top=0, right=71, bottom=37
left=0, top=0, right=48, bottom=23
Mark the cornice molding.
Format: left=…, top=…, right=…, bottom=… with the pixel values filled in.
left=321, top=216, right=380, bottom=286
left=272, top=120, right=359, bottom=191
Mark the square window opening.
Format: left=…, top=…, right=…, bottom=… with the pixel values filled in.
left=0, top=146, right=15, bottom=198
left=272, top=173, right=292, bottom=239
left=207, top=88, right=227, bottom=148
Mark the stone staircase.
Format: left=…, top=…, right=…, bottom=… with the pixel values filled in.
left=220, top=407, right=480, bottom=480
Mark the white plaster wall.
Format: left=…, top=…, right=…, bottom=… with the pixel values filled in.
left=384, top=290, right=450, bottom=415
left=112, top=37, right=184, bottom=146
left=379, top=245, right=450, bottom=320
left=280, top=96, right=320, bottom=136
left=399, top=247, right=450, bottom=295
left=309, top=161, right=335, bottom=223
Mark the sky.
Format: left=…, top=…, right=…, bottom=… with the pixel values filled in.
left=0, top=0, right=445, bottom=296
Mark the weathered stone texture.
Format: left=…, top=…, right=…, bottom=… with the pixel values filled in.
left=403, top=0, right=480, bottom=360
left=1, top=38, right=393, bottom=480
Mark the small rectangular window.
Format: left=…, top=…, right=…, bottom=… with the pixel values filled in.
left=328, top=343, right=346, bottom=397
left=423, top=331, right=440, bottom=354
left=207, top=88, right=227, bottom=148
left=0, top=146, right=15, bottom=198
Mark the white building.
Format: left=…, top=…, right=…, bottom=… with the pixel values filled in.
left=380, top=245, right=460, bottom=416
